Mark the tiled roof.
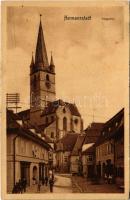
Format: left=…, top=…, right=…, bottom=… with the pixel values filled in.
left=83, top=122, right=104, bottom=144
left=18, top=109, right=30, bottom=120
left=95, top=108, right=124, bottom=146
left=71, top=134, right=85, bottom=156
left=82, top=144, right=95, bottom=155
left=56, top=132, right=79, bottom=152
left=41, top=99, right=81, bottom=117
left=7, top=110, right=52, bottom=150
left=7, top=110, right=21, bottom=129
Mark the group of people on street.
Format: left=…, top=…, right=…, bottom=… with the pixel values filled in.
left=37, top=170, right=55, bottom=193
left=12, top=170, right=55, bottom=193
left=12, top=178, right=27, bottom=193
left=104, top=173, right=113, bottom=184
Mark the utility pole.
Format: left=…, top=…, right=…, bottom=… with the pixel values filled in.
left=6, top=93, right=21, bottom=113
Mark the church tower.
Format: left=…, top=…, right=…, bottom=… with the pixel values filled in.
left=30, top=16, right=56, bottom=125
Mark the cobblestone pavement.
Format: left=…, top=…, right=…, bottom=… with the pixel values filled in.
left=25, top=174, right=72, bottom=193
left=53, top=174, right=72, bottom=193
left=26, top=184, right=50, bottom=193
left=71, top=175, right=124, bottom=193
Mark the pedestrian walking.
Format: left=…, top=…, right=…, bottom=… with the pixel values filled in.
left=104, top=173, right=108, bottom=184
left=22, top=178, right=27, bottom=192
left=18, top=179, right=23, bottom=193
left=108, top=174, right=112, bottom=184
left=45, top=176, right=48, bottom=186
left=37, top=180, right=41, bottom=192
left=49, top=178, right=54, bottom=193
left=12, top=182, right=19, bottom=193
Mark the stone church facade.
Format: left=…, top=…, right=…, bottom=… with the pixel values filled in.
left=19, top=17, right=83, bottom=141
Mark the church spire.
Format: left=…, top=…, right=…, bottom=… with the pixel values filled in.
left=35, top=14, right=49, bottom=68
left=50, top=51, right=55, bottom=66
left=30, top=52, right=34, bottom=67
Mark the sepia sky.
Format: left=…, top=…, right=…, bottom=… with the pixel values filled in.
left=6, top=4, right=128, bottom=128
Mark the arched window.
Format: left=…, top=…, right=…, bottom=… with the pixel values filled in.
left=46, top=74, right=49, bottom=81
left=63, top=117, right=67, bottom=131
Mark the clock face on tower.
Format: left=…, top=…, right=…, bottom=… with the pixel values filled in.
left=45, top=81, right=51, bottom=89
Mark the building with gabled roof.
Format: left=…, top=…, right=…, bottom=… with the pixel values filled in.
left=95, top=108, right=124, bottom=186
left=81, top=122, right=104, bottom=178
left=7, top=109, right=52, bottom=193
left=55, top=132, right=79, bottom=172
left=70, top=134, right=85, bottom=174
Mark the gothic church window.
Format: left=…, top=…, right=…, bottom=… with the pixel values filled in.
left=63, top=117, right=67, bottom=131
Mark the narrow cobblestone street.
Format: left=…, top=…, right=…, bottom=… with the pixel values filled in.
left=71, top=175, right=124, bottom=193
left=26, top=173, right=72, bottom=193
left=25, top=173, right=123, bottom=193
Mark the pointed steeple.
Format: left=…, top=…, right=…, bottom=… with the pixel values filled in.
left=50, top=51, right=55, bottom=66
left=30, top=52, right=34, bottom=67
left=35, top=15, right=49, bottom=68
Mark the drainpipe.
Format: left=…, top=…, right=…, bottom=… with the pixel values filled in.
left=13, top=134, right=19, bottom=187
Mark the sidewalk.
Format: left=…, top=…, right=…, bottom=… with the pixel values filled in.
left=26, top=184, right=50, bottom=193
left=71, top=175, right=124, bottom=193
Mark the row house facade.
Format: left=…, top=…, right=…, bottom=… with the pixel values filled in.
left=7, top=110, right=52, bottom=193
left=95, top=108, right=124, bottom=186
left=70, top=134, right=85, bottom=175
left=81, top=123, right=104, bottom=178
left=55, top=132, right=78, bottom=173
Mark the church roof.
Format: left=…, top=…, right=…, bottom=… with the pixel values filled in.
left=71, top=134, right=85, bottom=156
left=41, top=99, right=81, bottom=117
